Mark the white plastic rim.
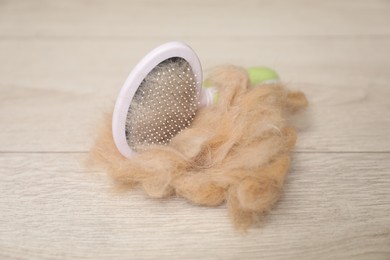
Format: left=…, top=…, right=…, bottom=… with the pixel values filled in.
left=112, top=42, right=204, bottom=158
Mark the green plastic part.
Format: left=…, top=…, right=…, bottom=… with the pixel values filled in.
left=248, top=67, right=279, bottom=85
left=213, top=91, right=220, bottom=103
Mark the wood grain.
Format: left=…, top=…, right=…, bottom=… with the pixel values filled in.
left=1, top=0, right=389, bottom=37
left=0, top=0, right=389, bottom=259
left=0, top=153, right=389, bottom=259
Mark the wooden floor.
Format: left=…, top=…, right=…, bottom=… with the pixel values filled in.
left=1, top=0, right=389, bottom=259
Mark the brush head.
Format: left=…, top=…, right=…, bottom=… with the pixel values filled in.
left=126, top=57, right=198, bottom=149
left=112, top=42, right=204, bottom=158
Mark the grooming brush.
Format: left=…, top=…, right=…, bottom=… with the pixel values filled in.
left=112, top=42, right=215, bottom=158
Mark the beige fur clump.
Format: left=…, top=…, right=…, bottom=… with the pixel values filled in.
left=89, top=66, right=308, bottom=230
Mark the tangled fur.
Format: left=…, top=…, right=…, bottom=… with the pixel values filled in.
left=89, top=66, right=308, bottom=230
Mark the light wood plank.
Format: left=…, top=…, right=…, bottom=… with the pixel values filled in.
left=0, top=38, right=389, bottom=152
left=1, top=38, right=390, bottom=88
left=0, top=153, right=389, bottom=259
left=0, top=0, right=389, bottom=38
